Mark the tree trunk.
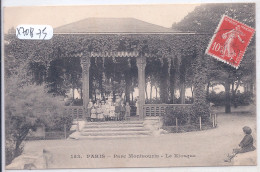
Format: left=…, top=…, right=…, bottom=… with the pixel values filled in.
left=124, top=71, right=131, bottom=103
left=14, top=129, right=29, bottom=157
left=111, top=74, right=116, bottom=102
left=170, top=86, right=175, bottom=104
left=170, top=75, right=175, bottom=104
left=179, top=58, right=186, bottom=104
left=160, top=59, right=168, bottom=103
left=94, top=89, right=97, bottom=102
left=206, top=81, right=210, bottom=98
left=72, top=88, right=74, bottom=100
left=80, top=88, right=83, bottom=100
left=180, top=82, right=185, bottom=104
left=15, top=140, right=22, bottom=157
left=249, top=83, right=254, bottom=93
left=89, top=80, right=93, bottom=100
left=112, top=90, right=116, bottom=102
left=131, top=92, right=134, bottom=104
left=160, top=82, right=168, bottom=103
left=170, top=60, right=176, bottom=104
left=171, top=89, right=175, bottom=104
left=89, top=59, right=94, bottom=100
left=224, top=78, right=231, bottom=113
left=231, top=82, right=235, bottom=108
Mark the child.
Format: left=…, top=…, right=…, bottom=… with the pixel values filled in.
left=101, top=101, right=106, bottom=121
left=87, top=99, right=93, bottom=119
left=96, top=104, right=104, bottom=122
left=125, top=102, right=131, bottom=120
left=119, top=102, right=126, bottom=121
left=115, top=102, right=120, bottom=121
left=224, top=126, right=256, bottom=162
left=109, top=103, right=116, bottom=121
left=90, top=104, right=97, bottom=122
left=104, top=101, right=110, bottom=121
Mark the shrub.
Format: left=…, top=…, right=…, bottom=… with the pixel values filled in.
left=207, top=91, right=254, bottom=107
left=46, top=114, right=74, bottom=132
left=191, top=102, right=210, bottom=123
left=5, top=77, right=71, bottom=165
left=163, top=105, right=192, bottom=126
left=207, top=91, right=225, bottom=106
left=234, top=92, right=254, bottom=106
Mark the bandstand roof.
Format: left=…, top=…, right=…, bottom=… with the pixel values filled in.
left=54, top=18, right=176, bottom=34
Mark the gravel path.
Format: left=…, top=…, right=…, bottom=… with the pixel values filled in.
left=21, top=108, right=256, bottom=169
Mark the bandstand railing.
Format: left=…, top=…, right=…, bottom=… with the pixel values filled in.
left=65, top=106, right=84, bottom=119
left=64, top=104, right=193, bottom=119
left=143, top=104, right=192, bottom=117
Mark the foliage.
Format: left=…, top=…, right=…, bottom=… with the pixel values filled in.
left=46, top=114, right=74, bottom=132
left=46, top=57, right=82, bottom=96
left=173, top=3, right=255, bottom=32
left=234, top=91, right=254, bottom=106
left=163, top=106, right=192, bottom=126
left=208, top=91, right=254, bottom=107
left=5, top=76, right=70, bottom=165
left=5, top=19, right=209, bottom=103
left=173, top=3, right=256, bottom=113
left=5, top=139, right=23, bottom=166
left=191, top=49, right=210, bottom=122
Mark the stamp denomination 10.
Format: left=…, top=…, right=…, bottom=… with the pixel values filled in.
left=205, top=15, right=255, bottom=69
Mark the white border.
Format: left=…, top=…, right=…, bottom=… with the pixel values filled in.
left=2, top=1, right=260, bottom=172
left=1, top=0, right=259, bottom=6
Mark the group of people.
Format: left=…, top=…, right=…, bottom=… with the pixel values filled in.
left=87, top=98, right=131, bottom=122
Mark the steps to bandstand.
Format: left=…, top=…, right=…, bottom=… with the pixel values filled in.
left=79, top=121, right=151, bottom=139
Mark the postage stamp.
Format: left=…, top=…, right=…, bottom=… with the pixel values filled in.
left=206, top=15, right=255, bottom=69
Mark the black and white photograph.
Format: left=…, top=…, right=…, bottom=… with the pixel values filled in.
left=2, top=2, right=257, bottom=170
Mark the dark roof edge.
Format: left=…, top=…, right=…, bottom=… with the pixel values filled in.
left=53, top=32, right=205, bottom=35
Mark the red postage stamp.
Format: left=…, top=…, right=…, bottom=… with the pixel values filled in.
left=206, top=15, right=255, bottom=69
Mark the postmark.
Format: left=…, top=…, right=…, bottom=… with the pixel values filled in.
left=206, top=15, right=255, bottom=69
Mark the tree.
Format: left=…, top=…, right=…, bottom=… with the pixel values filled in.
left=5, top=75, right=67, bottom=165
left=173, top=3, right=256, bottom=113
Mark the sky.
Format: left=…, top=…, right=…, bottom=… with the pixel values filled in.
left=4, top=4, right=200, bottom=33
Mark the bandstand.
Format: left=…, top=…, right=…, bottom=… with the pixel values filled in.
left=54, top=18, right=206, bottom=120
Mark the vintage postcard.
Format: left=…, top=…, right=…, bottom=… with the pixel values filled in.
left=2, top=2, right=257, bottom=171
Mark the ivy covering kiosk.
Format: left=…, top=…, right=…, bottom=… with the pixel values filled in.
left=6, top=18, right=212, bottom=122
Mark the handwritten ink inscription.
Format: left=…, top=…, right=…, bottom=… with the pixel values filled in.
left=16, top=25, right=53, bottom=40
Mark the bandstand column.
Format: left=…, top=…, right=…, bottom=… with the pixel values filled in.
left=81, top=55, right=91, bottom=118
left=136, top=56, right=146, bottom=120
